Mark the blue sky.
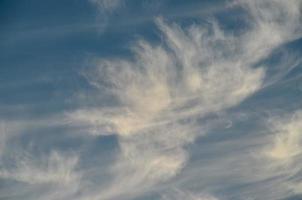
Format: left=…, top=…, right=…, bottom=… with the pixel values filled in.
left=1, top=0, right=302, bottom=200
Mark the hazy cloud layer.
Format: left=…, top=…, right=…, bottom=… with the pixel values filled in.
left=161, top=189, right=219, bottom=200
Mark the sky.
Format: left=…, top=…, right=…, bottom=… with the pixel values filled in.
left=0, top=0, right=302, bottom=200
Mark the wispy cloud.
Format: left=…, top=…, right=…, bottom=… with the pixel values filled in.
left=0, top=119, right=81, bottom=200
left=87, top=0, right=123, bottom=34
left=1, top=0, right=301, bottom=199
left=265, top=111, right=302, bottom=162
left=0, top=150, right=81, bottom=200
left=89, top=0, right=122, bottom=12
left=258, top=110, right=302, bottom=196
left=67, top=0, right=302, bottom=199
left=0, top=151, right=79, bottom=185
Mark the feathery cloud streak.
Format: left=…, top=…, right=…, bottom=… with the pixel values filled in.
left=1, top=0, right=301, bottom=200
left=67, top=0, right=302, bottom=199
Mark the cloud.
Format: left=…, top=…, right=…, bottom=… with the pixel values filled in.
left=69, top=0, right=302, bottom=198
left=67, top=0, right=302, bottom=199
left=258, top=110, right=302, bottom=196
left=0, top=151, right=80, bottom=186
left=68, top=21, right=264, bottom=200
left=89, top=0, right=122, bottom=12
left=0, top=149, right=81, bottom=200
left=265, top=111, right=302, bottom=162
left=161, top=188, right=219, bottom=200
left=0, top=118, right=83, bottom=200
left=0, top=0, right=299, bottom=199
left=0, top=123, right=7, bottom=158
left=87, top=0, right=123, bottom=33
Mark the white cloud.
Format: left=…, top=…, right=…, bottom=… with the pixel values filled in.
left=0, top=117, right=83, bottom=199
left=0, top=151, right=80, bottom=186
left=66, top=0, right=302, bottom=199
left=259, top=110, right=302, bottom=196
left=68, top=21, right=264, bottom=199
left=1, top=0, right=301, bottom=199
left=265, top=111, right=302, bottom=162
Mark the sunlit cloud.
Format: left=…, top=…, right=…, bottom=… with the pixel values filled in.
left=265, top=111, right=302, bottom=162
left=1, top=0, right=301, bottom=200
left=67, top=0, right=302, bottom=199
